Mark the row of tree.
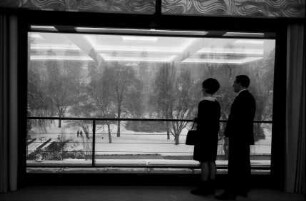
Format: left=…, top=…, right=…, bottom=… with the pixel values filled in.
left=28, top=49, right=275, bottom=145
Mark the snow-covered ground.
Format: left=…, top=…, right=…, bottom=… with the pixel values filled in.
left=27, top=120, right=272, bottom=166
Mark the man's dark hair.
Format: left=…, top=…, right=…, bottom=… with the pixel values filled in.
left=235, top=75, right=250, bottom=88
left=202, top=78, right=220, bottom=94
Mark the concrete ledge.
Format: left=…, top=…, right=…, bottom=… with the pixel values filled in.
left=27, top=167, right=270, bottom=175
left=27, top=159, right=270, bottom=168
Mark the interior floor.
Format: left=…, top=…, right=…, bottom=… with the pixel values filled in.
left=1, top=185, right=304, bottom=201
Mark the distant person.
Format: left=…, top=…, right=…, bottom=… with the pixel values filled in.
left=216, top=75, right=256, bottom=200
left=191, top=78, right=221, bottom=196
left=77, top=130, right=80, bottom=138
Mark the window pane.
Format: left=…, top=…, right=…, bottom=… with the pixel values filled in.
left=27, top=30, right=275, bottom=172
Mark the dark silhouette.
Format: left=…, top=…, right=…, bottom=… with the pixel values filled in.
left=191, top=78, right=220, bottom=196
left=216, top=75, right=256, bottom=200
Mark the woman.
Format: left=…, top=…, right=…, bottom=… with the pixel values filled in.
left=191, top=78, right=221, bottom=196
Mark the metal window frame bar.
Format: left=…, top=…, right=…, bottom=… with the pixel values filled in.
left=28, top=116, right=272, bottom=124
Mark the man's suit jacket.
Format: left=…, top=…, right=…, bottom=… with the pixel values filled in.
left=224, top=90, right=256, bottom=145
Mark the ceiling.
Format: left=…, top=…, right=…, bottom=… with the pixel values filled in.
left=29, top=27, right=275, bottom=65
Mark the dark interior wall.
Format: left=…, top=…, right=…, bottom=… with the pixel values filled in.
left=270, top=25, right=288, bottom=191
left=0, top=6, right=303, bottom=188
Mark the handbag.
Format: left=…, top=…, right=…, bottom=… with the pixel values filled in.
left=185, top=121, right=198, bottom=145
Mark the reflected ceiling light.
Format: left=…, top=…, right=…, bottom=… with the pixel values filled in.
left=182, top=57, right=262, bottom=64
left=30, top=26, right=57, bottom=32
left=83, top=35, right=96, bottom=48
left=234, top=40, right=264, bottom=45
left=148, top=29, right=208, bottom=36
left=75, top=27, right=208, bottom=36
left=100, top=55, right=176, bottom=62
left=30, top=44, right=80, bottom=51
left=30, top=55, right=93, bottom=61
left=95, top=45, right=182, bottom=53
left=29, top=33, right=43, bottom=39
left=197, top=48, right=263, bottom=55
left=122, top=36, right=158, bottom=42
left=180, top=38, right=198, bottom=49
left=223, top=32, right=264, bottom=37
left=76, top=27, right=129, bottom=32
left=84, top=35, right=198, bottom=53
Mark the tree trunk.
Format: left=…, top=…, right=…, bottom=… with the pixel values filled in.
left=117, top=120, right=120, bottom=137
left=117, top=105, right=121, bottom=137
left=58, top=108, right=65, bottom=128
left=166, top=121, right=170, bottom=140
left=174, top=133, right=179, bottom=145
left=107, top=124, right=112, bottom=143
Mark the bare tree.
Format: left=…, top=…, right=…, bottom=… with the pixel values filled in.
left=87, top=62, right=116, bottom=143
left=153, top=64, right=197, bottom=144
left=170, top=68, right=198, bottom=144
left=44, top=50, right=82, bottom=127
left=28, top=60, right=54, bottom=132
left=152, top=63, right=175, bottom=139
left=111, top=65, right=141, bottom=137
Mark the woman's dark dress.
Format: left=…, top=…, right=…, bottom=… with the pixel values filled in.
left=193, top=99, right=221, bottom=162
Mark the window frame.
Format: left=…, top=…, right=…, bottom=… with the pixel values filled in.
left=17, top=9, right=287, bottom=178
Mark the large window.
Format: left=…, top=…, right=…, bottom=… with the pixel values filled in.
left=27, top=27, right=275, bottom=173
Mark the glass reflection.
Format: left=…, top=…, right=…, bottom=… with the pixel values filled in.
left=27, top=31, right=274, bottom=169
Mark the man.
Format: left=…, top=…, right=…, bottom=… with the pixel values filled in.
left=216, top=75, right=256, bottom=200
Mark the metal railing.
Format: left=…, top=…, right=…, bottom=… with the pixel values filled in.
left=27, top=117, right=273, bottom=169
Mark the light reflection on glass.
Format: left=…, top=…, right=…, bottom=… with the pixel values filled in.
left=29, top=32, right=273, bottom=65
left=27, top=29, right=275, bottom=170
